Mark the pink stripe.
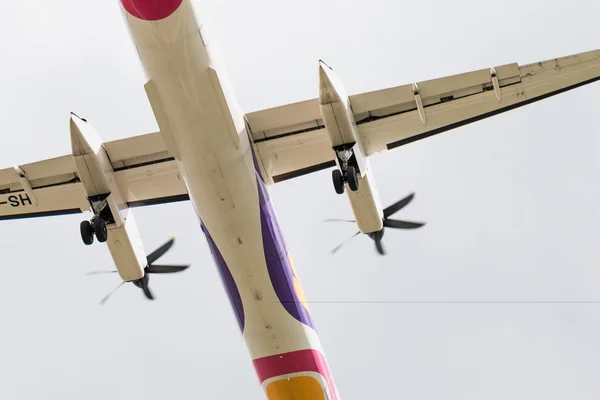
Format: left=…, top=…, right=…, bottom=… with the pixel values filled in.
left=253, top=349, right=338, bottom=399
left=121, top=0, right=183, bottom=21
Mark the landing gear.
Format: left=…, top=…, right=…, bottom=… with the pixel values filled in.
left=80, top=220, right=94, bottom=245
left=94, top=217, right=108, bottom=243
left=332, top=170, right=345, bottom=194
left=346, top=166, right=359, bottom=192
left=331, top=166, right=360, bottom=194
left=80, top=194, right=115, bottom=246
left=80, top=217, right=107, bottom=245
left=332, top=144, right=360, bottom=194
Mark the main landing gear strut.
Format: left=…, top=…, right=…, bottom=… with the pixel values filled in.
left=332, top=146, right=360, bottom=195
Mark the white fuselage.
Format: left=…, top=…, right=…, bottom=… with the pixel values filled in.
left=120, top=1, right=339, bottom=398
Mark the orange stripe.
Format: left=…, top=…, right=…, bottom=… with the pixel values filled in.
left=267, top=376, right=325, bottom=400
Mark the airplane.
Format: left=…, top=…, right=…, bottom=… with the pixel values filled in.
left=0, top=0, right=598, bottom=398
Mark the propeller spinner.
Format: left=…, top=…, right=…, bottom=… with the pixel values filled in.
left=326, top=193, right=426, bottom=255
left=87, top=237, right=190, bottom=304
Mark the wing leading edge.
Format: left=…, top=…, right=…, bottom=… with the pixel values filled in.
left=247, top=49, right=600, bottom=184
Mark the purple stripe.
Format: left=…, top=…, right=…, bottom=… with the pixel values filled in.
left=243, top=128, right=314, bottom=329
left=201, top=223, right=245, bottom=332
left=256, top=173, right=315, bottom=329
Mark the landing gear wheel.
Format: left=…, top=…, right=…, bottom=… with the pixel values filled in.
left=80, top=220, right=94, bottom=245
left=94, top=217, right=108, bottom=243
left=346, top=166, right=359, bottom=191
left=332, top=169, right=345, bottom=195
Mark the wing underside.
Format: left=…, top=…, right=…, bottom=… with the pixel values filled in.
left=246, top=49, right=600, bottom=184
left=0, top=132, right=188, bottom=221
left=2, top=50, right=598, bottom=218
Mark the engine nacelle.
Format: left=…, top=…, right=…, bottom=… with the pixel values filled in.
left=70, top=114, right=147, bottom=281
left=318, top=61, right=383, bottom=233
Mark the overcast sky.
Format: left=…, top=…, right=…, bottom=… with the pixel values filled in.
left=0, top=0, right=599, bottom=399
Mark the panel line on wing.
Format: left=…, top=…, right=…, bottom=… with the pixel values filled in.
left=272, top=160, right=336, bottom=183
left=112, top=157, right=176, bottom=172
left=0, top=208, right=82, bottom=221
left=127, top=194, right=190, bottom=208
left=252, top=122, right=325, bottom=144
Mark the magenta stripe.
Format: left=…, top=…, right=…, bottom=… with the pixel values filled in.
left=121, top=0, right=183, bottom=21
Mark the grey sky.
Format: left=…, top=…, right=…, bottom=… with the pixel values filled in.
left=0, top=0, right=599, bottom=399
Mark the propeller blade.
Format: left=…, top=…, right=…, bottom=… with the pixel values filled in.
left=383, top=219, right=426, bottom=229
left=146, top=237, right=175, bottom=265
left=86, top=270, right=118, bottom=276
left=146, top=264, right=190, bottom=274
left=374, top=237, right=386, bottom=255
left=141, top=283, right=155, bottom=301
left=140, top=275, right=154, bottom=300
left=323, top=218, right=356, bottom=223
left=99, top=281, right=125, bottom=305
left=331, top=231, right=361, bottom=254
left=383, top=193, right=415, bottom=219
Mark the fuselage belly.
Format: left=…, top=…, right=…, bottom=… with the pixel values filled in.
left=121, top=1, right=338, bottom=398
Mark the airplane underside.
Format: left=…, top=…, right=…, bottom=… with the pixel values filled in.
left=0, top=0, right=598, bottom=399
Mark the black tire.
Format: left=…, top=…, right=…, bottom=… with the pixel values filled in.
left=80, top=220, right=94, bottom=245
left=94, top=217, right=108, bottom=243
left=346, top=166, right=359, bottom=191
left=332, top=169, right=345, bottom=194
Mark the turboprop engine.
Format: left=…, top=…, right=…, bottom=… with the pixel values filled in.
left=70, top=113, right=189, bottom=301
left=318, top=62, right=426, bottom=254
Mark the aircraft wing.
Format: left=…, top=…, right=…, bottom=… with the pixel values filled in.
left=247, top=49, right=600, bottom=184
left=0, top=132, right=188, bottom=221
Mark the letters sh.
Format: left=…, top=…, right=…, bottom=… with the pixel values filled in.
left=0, top=194, right=33, bottom=207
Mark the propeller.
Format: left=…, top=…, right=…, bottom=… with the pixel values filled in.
left=326, top=192, right=426, bottom=256
left=87, top=237, right=190, bottom=304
